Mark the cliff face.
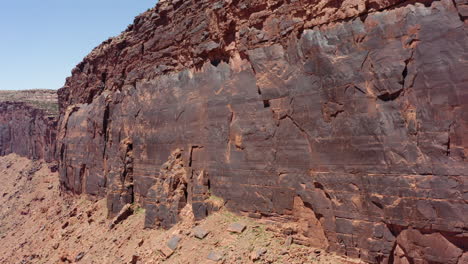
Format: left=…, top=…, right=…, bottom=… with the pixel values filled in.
left=57, top=0, right=468, bottom=263
left=0, top=90, right=58, bottom=162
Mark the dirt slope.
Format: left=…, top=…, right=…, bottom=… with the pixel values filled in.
left=0, top=154, right=361, bottom=264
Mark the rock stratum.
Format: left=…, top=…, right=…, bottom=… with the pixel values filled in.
left=57, top=0, right=467, bottom=263
left=0, top=90, right=58, bottom=162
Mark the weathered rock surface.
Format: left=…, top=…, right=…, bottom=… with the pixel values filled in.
left=0, top=90, right=58, bottom=162
left=57, top=0, right=467, bottom=263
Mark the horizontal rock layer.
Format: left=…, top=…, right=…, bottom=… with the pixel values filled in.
left=57, top=0, right=467, bottom=263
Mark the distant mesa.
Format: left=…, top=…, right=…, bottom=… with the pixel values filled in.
left=0, top=89, right=58, bottom=117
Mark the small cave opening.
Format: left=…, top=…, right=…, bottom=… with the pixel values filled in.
left=210, top=58, right=222, bottom=67
left=209, top=51, right=230, bottom=67
left=263, top=100, right=270, bottom=108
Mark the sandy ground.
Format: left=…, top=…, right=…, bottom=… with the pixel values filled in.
left=0, top=154, right=362, bottom=264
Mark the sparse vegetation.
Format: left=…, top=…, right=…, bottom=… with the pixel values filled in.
left=0, top=90, right=58, bottom=116
left=134, top=206, right=145, bottom=215
left=220, top=210, right=241, bottom=223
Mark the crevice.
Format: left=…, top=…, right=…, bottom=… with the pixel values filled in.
left=330, top=109, right=344, bottom=118
left=446, top=136, right=451, bottom=157
left=86, top=88, right=100, bottom=104
left=313, top=182, right=332, bottom=200
left=377, top=88, right=404, bottom=102
left=134, top=108, right=141, bottom=118
left=101, top=72, right=107, bottom=84
left=360, top=51, right=370, bottom=70
left=103, top=104, right=110, bottom=142
left=296, top=26, right=304, bottom=40
left=284, top=114, right=313, bottom=153
left=102, top=104, right=110, bottom=159
left=79, top=164, right=87, bottom=194
left=446, top=123, right=453, bottom=156
left=257, top=86, right=262, bottom=95
left=263, top=100, right=270, bottom=108
left=371, top=200, right=384, bottom=210
left=58, top=105, right=80, bottom=162
left=386, top=223, right=407, bottom=238
left=229, top=108, right=234, bottom=124
left=400, top=58, right=410, bottom=87
left=354, top=85, right=367, bottom=95
left=378, top=46, right=416, bottom=102
left=401, top=66, right=408, bottom=84
left=176, top=109, right=185, bottom=121
left=189, top=145, right=202, bottom=167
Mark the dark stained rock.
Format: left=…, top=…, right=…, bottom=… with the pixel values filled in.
left=56, top=0, right=468, bottom=263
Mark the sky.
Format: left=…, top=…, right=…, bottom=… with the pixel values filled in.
left=0, top=0, right=157, bottom=90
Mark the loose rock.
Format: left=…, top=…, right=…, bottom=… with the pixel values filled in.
left=207, top=250, right=223, bottom=261
left=227, top=222, right=246, bottom=233
left=167, top=235, right=181, bottom=250
left=75, top=252, right=85, bottom=262
left=251, top=248, right=267, bottom=261
left=159, top=246, right=174, bottom=259
left=193, top=226, right=210, bottom=239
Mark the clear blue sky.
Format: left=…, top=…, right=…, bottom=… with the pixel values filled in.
left=0, top=0, right=157, bottom=90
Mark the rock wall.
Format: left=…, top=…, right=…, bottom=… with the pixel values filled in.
left=57, top=0, right=467, bottom=263
left=0, top=102, right=57, bottom=162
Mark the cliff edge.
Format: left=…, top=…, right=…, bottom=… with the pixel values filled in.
left=0, top=90, right=58, bottom=162
left=57, top=0, right=468, bottom=263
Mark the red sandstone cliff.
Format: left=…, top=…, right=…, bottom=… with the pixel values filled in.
left=0, top=90, right=58, bottom=162
left=57, top=0, right=468, bottom=263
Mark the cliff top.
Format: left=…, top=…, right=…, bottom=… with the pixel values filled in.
left=0, top=89, right=58, bottom=117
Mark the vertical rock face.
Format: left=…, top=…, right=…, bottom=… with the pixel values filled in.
left=57, top=0, right=467, bottom=263
left=0, top=90, right=58, bottom=162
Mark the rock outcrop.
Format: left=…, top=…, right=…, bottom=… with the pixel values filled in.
left=57, top=0, right=467, bottom=263
left=0, top=90, right=58, bottom=162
